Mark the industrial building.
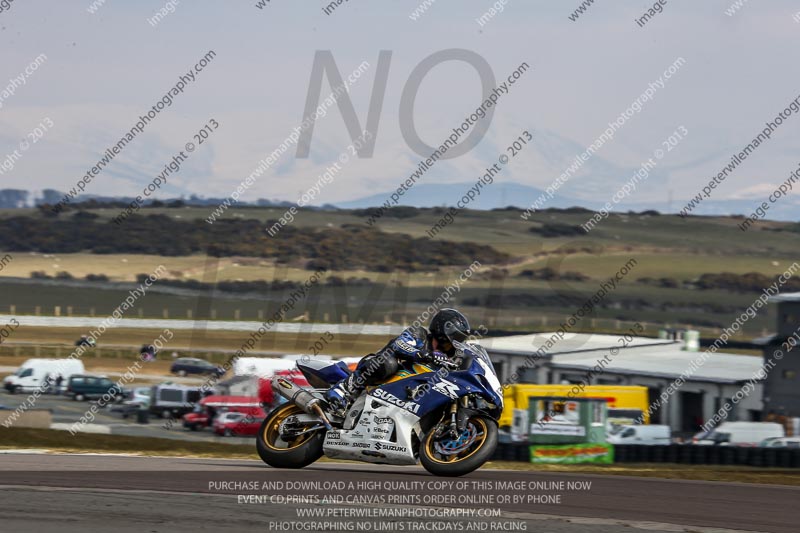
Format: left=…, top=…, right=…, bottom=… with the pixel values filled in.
left=477, top=332, right=765, bottom=434
left=756, top=292, right=800, bottom=420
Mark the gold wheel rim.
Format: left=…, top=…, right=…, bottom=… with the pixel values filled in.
left=263, top=404, right=315, bottom=451
left=425, top=418, right=489, bottom=464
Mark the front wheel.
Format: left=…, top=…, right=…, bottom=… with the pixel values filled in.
left=420, top=415, right=498, bottom=477
left=256, top=403, right=324, bottom=469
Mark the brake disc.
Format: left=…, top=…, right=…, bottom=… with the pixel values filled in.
left=434, top=424, right=478, bottom=455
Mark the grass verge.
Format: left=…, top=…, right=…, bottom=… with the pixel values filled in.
left=0, top=427, right=256, bottom=459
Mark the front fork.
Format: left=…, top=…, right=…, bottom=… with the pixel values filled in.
left=445, top=397, right=471, bottom=438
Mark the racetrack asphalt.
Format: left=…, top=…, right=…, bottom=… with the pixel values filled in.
left=0, top=453, right=796, bottom=533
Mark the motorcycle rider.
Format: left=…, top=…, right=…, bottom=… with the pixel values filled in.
left=324, top=308, right=472, bottom=411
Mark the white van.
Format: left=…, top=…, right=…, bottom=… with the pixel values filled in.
left=607, top=424, right=671, bottom=445
left=3, top=359, right=85, bottom=394
left=696, top=422, right=785, bottom=446
left=150, top=384, right=203, bottom=418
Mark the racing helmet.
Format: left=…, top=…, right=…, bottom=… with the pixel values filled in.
left=429, top=308, right=471, bottom=351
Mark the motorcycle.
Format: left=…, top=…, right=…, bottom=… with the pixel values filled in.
left=256, top=341, right=503, bottom=477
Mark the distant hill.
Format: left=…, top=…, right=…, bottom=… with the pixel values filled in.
left=335, top=182, right=800, bottom=221
left=4, top=184, right=799, bottom=221
left=335, top=182, right=589, bottom=211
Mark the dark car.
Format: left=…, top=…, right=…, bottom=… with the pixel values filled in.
left=66, top=375, right=125, bottom=402
left=170, top=358, right=225, bottom=378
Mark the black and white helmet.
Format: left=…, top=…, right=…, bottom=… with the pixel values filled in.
left=429, top=308, right=471, bottom=350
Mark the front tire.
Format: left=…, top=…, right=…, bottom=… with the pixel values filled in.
left=256, top=403, right=324, bottom=469
left=420, top=416, right=498, bottom=477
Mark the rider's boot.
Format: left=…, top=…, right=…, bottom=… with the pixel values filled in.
left=324, top=372, right=364, bottom=412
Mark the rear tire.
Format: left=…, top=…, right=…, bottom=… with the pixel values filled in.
left=178, top=370, right=187, bottom=377
left=256, top=403, right=324, bottom=469
left=420, top=416, right=498, bottom=477
left=75, top=393, right=85, bottom=402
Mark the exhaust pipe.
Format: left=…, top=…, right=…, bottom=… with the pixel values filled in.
left=272, top=377, right=333, bottom=430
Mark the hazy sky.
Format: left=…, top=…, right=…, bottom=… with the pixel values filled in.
left=1, top=0, right=800, bottom=211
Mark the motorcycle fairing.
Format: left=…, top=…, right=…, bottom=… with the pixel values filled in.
left=322, top=395, right=420, bottom=465
left=297, top=359, right=351, bottom=389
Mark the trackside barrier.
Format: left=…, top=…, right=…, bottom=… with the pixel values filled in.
left=490, top=443, right=800, bottom=468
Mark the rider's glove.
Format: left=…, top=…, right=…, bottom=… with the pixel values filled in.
left=428, top=350, right=451, bottom=367
left=392, top=329, right=426, bottom=358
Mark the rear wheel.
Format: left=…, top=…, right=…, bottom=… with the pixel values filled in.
left=256, top=403, right=324, bottom=469
left=75, top=393, right=85, bottom=402
left=420, top=416, right=498, bottom=477
left=178, top=370, right=187, bottom=377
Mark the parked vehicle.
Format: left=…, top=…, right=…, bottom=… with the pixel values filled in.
left=182, top=395, right=261, bottom=431
left=66, top=375, right=125, bottom=402
left=150, top=384, right=202, bottom=418
left=500, top=384, right=650, bottom=429
left=170, top=357, right=225, bottom=378
left=759, top=437, right=800, bottom=448
left=109, top=386, right=151, bottom=418
left=213, top=408, right=266, bottom=437
left=3, top=359, right=85, bottom=394
left=694, top=422, right=785, bottom=446
left=232, top=356, right=297, bottom=378
left=607, top=424, right=671, bottom=445
left=128, top=386, right=152, bottom=406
